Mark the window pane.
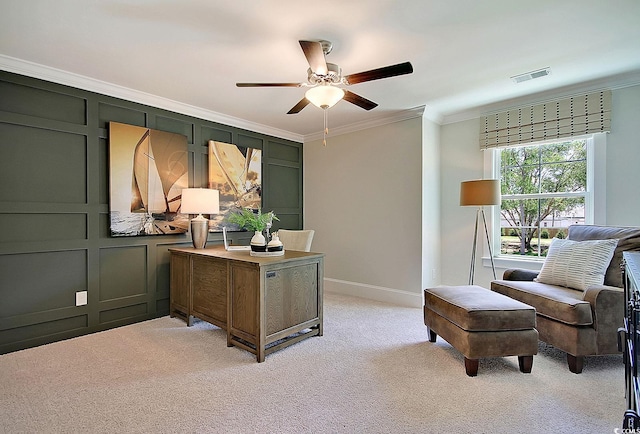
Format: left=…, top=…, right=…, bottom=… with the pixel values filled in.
left=500, top=196, right=585, bottom=258
left=540, top=140, right=586, bottom=164
left=539, top=161, right=587, bottom=194
left=500, top=148, right=540, bottom=194
left=498, top=138, right=589, bottom=259
left=539, top=142, right=586, bottom=194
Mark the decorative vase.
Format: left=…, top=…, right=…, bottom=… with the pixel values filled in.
left=267, top=233, right=284, bottom=252
left=251, top=230, right=266, bottom=251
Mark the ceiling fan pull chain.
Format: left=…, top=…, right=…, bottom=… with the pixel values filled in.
left=323, top=108, right=329, bottom=146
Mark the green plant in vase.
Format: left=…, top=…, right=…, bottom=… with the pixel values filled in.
left=226, top=207, right=278, bottom=231
left=226, top=208, right=279, bottom=250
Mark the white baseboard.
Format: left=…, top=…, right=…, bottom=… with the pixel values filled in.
left=323, top=278, right=422, bottom=308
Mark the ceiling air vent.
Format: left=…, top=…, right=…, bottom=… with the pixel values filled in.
left=511, top=67, right=551, bottom=84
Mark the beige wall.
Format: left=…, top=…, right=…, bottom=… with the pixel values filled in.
left=440, top=84, right=640, bottom=289
left=606, top=85, right=640, bottom=225
left=305, top=84, right=640, bottom=306
left=439, top=116, right=490, bottom=287
left=304, top=116, right=431, bottom=307
left=421, top=115, right=441, bottom=290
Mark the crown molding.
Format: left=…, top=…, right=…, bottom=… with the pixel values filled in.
left=303, top=105, right=427, bottom=143
left=0, top=54, right=304, bottom=143
left=440, top=69, right=640, bottom=125
left=7, top=54, right=637, bottom=139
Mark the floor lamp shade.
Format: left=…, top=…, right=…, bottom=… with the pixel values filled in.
left=181, top=188, right=220, bottom=249
left=460, top=179, right=501, bottom=207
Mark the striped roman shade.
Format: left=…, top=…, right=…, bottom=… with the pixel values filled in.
left=479, top=90, right=611, bottom=149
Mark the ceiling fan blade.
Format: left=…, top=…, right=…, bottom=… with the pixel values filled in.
left=343, top=62, right=413, bottom=85
left=299, top=40, right=328, bottom=75
left=287, top=98, right=310, bottom=114
left=236, top=82, right=302, bottom=87
left=343, top=90, right=378, bottom=111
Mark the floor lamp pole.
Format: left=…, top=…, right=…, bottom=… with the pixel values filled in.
left=468, top=207, right=497, bottom=285
left=469, top=209, right=479, bottom=285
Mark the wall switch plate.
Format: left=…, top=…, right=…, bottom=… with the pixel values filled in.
left=76, top=291, right=88, bottom=306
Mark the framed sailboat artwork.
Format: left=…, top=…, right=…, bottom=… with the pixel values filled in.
left=207, top=140, right=262, bottom=232
left=108, top=122, right=189, bottom=237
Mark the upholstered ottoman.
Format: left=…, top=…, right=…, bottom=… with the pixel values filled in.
left=424, top=285, right=538, bottom=376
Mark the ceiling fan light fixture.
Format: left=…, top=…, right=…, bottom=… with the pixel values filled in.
left=305, top=85, right=345, bottom=109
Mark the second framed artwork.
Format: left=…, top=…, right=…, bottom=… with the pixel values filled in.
left=208, top=140, right=262, bottom=231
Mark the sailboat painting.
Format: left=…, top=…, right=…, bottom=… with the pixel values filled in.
left=208, top=140, right=262, bottom=231
left=108, top=122, right=189, bottom=237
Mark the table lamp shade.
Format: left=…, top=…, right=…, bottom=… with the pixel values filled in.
left=460, top=180, right=501, bottom=207
left=181, top=188, right=219, bottom=249
left=181, top=188, right=220, bottom=215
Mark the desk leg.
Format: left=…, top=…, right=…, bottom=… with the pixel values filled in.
left=257, top=331, right=266, bottom=362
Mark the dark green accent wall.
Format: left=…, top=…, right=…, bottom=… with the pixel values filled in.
left=0, top=71, right=303, bottom=354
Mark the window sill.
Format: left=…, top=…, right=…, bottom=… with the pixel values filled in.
left=482, top=256, right=544, bottom=273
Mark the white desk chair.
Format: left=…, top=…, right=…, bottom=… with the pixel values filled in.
left=277, top=229, right=315, bottom=252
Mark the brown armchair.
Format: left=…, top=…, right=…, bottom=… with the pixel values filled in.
left=491, top=225, right=640, bottom=373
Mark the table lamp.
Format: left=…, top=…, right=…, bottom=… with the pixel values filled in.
left=460, top=179, right=501, bottom=284
left=181, top=188, right=220, bottom=249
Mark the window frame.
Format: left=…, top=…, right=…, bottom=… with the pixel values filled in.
left=482, top=133, right=607, bottom=271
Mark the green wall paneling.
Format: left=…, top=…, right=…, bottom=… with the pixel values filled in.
left=0, top=70, right=303, bottom=354
left=0, top=250, right=87, bottom=317
left=154, top=115, right=194, bottom=143
left=268, top=140, right=301, bottom=162
left=263, top=138, right=303, bottom=230
left=0, top=315, right=88, bottom=353
left=99, top=303, right=148, bottom=325
left=0, top=123, right=87, bottom=204
left=200, top=126, right=233, bottom=145
left=98, top=137, right=110, bottom=205
left=0, top=71, right=89, bottom=126
left=267, top=165, right=301, bottom=208
left=98, top=245, right=147, bottom=302
left=97, top=102, right=146, bottom=129
left=0, top=213, right=87, bottom=243
left=237, top=133, right=264, bottom=150
left=272, top=213, right=301, bottom=231
left=0, top=80, right=87, bottom=125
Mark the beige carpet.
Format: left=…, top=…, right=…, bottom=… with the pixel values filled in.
left=0, top=293, right=624, bottom=434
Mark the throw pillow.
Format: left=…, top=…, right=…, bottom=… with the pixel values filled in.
left=535, top=237, right=619, bottom=291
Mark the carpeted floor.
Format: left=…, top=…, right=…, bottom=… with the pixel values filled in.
left=0, top=292, right=624, bottom=433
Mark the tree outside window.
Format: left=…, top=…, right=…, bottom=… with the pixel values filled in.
left=499, top=139, right=587, bottom=258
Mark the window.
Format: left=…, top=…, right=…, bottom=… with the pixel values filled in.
left=494, top=138, right=592, bottom=259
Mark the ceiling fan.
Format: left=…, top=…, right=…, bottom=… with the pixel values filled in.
left=236, top=40, right=414, bottom=114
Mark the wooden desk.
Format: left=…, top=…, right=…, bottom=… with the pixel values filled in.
left=169, top=246, right=324, bottom=362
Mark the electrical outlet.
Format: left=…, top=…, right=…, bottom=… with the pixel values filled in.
left=75, top=291, right=88, bottom=306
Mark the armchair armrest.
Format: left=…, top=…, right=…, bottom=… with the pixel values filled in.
left=582, top=284, right=624, bottom=353
left=582, top=285, right=623, bottom=326
left=502, top=268, right=540, bottom=281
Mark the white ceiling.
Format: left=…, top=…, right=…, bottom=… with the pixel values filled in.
left=1, top=0, right=639, bottom=142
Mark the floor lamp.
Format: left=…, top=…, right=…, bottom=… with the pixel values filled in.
left=181, top=188, right=220, bottom=249
left=460, top=179, right=501, bottom=285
